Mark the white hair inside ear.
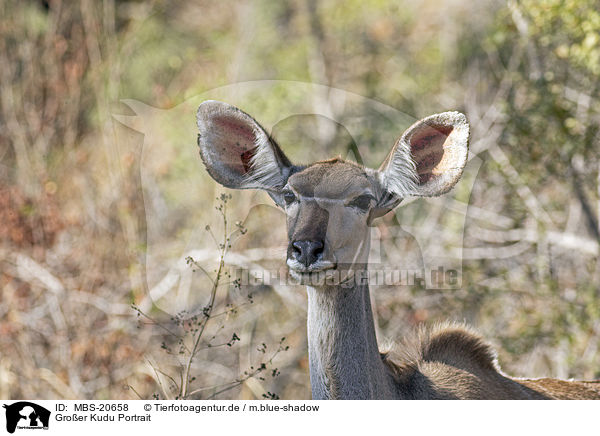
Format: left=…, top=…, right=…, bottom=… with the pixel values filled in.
left=244, top=126, right=288, bottom=189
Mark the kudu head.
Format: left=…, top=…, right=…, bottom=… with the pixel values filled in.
left=197, top=101, right=469, bottom=285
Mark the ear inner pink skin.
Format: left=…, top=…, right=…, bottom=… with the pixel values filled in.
left=410, top=125, right=453, bottom=185
left=212, top=115, right=258, bottom=174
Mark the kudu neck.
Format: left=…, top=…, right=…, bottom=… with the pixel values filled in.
left=305, top=267, right=396, bottom=399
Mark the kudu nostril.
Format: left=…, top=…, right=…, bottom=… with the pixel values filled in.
left=292, top=240, right=324, bottom=268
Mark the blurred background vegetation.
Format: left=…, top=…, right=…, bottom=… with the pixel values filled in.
left=1, top=0, right=599, bottom=399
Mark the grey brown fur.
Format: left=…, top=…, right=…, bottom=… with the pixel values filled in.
left=382, top=323, right=600, bottom=399
left=196, top=100, right=600, bottom=400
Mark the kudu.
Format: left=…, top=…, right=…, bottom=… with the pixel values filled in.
left=196, top=100, right=600, bottom=399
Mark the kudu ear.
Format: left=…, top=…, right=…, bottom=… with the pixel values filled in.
left=197, top=100, right=294, bottom=205
left=372, top=111, right=469, bottom=216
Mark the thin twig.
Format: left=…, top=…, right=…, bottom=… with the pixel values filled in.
left=180, top=197, right=230, bottom=397
left=205, top=344, right=285, bottom=400
left=147, top=360, right=169, bottom=400
left=127, top=384, right=144, bottom=400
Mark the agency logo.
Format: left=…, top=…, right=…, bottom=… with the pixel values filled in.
left=2, top=402, right=50, bottom=434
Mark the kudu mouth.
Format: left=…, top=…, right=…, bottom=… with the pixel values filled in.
left=286, top=252, right=338, bottom=286
left=286, top=257, right=336, bottom=274
left=287, top=258, right=367, bottom=287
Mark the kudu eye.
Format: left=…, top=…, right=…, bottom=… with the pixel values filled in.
left=283, top=190, right=297, bottom=205
left=347, top=194, right=373, bottom=212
